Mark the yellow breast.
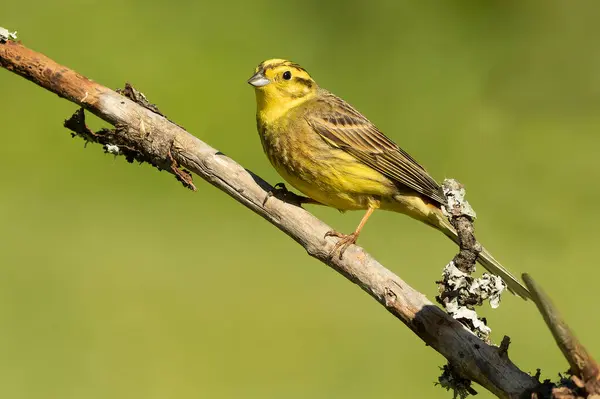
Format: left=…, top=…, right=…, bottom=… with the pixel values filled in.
left=258, top=117, right=396, bottom=210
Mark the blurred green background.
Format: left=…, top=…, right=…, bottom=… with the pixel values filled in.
left=1, top=0, right=599, bottom=398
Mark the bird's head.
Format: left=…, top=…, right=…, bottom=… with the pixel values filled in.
left=248, top=59, right=318, bottom=112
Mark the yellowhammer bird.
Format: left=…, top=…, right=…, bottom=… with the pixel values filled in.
left=248, top=58, right=530, bottom=299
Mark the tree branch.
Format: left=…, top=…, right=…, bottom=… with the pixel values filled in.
left=0, top=38, right=541, bottom=398
left=523, top=275, right=600, bottom=398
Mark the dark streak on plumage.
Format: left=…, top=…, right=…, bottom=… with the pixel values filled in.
left=258, top=60, right=308, bottom=75
left=285, top=89, right=307, bottom=99
left=307, top=90, right=447, bottom=205
left=295, top=77, right=313, bottom=89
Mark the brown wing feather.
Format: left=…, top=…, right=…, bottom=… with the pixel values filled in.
left=306, top=91, right=446, bottom=205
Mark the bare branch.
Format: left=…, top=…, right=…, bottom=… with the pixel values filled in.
left=0, top=39, right=539, bottom=398
left=523, top=274, right=600, bottom=397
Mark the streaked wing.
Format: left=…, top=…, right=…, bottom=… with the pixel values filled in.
left=306, top=91, right=446, bottom=205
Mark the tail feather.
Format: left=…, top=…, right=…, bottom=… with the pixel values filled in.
left=432, top=210, right=532, bottom=300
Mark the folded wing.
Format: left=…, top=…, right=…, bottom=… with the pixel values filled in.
left=306, top=92, right=446, bottom=205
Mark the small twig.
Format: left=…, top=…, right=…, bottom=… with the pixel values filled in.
left=64, top=108, right=97, bottom=142
left=117, top=83, right=166, bottom=117
left=443, top=179, right=481, bottom=273
left=498, top=336, right=511, bottom=358
left=523, top=274, right=600, bottom=397
left=437, top=179, right=502, bottom=342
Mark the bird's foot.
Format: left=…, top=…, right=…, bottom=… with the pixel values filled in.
left=263, top=182, right=316, bottom=207
left=325, top=230, right=359, bottom=259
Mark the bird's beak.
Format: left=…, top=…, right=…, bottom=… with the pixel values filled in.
left=247, top=71, right=270, bottom=87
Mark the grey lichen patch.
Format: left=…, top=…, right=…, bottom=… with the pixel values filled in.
left=438, top=262, right=505, bottom=340
left=442, top=179, right=477, bottom=220
left=470, top=273, right=504, bottom=309
left=442, top=262, right=505, bottom=309
left=103, top=144, right=120, bottom=155
left=436, top=178, right=505, bottom=341
left=0, top=27, right=17, bottom=43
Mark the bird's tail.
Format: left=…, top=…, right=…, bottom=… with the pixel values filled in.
left=431, top=209, right=531, bottom=300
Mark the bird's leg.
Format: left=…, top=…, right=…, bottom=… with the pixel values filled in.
left=263, top=182, right=320, bottom=207
left=325, top=206, right=375, bottom=259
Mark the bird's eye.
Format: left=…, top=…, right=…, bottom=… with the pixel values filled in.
left=282, top=71, right=292, bottom=80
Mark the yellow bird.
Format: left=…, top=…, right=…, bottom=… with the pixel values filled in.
left=248, top=59, right=530, bottom=299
